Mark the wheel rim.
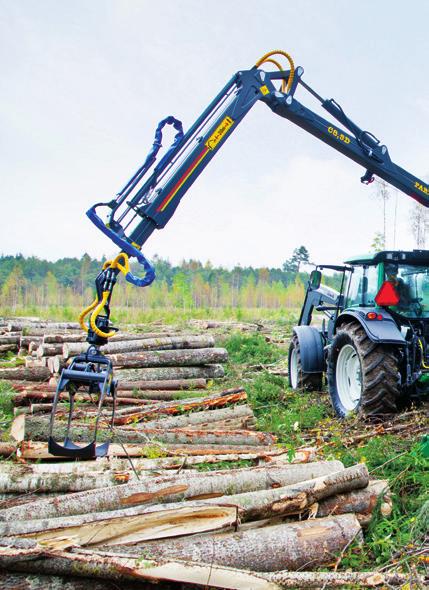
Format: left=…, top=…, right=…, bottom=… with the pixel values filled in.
left=290, top=346, right=298, bottom=388
left=336, top=344, right=362, bottom=412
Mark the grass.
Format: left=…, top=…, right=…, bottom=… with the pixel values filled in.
left=0, top=380, right=16, bottom=439
left=0, top=305, right=299, bottom=326
left=238, top=369, right=429, bottom=574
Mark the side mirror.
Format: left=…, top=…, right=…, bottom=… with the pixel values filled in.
left=309, top=270, right=321, bottom=290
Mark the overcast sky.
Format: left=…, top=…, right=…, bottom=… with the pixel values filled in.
left=1, top=1, right=429, bottom=268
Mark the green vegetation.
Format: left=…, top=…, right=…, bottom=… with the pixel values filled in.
left=0, top=252, right=341, bottom=317
left=224, top=333, right=283, bottom=366
left=0, top=381, right=16, bottom=437
left=238, top=370, right=428, bottom=573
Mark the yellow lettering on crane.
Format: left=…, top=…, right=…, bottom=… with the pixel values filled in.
left=206, top=117, right=234, bottom=150
left=415, top=181, right=429, bottom=196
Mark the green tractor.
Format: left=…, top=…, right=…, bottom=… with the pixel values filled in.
left=288, top=250, right=429, bottom=417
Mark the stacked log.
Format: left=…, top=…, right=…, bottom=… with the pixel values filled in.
left=0, top=320, right=229, bottom=391
left=0, top=317, right=402, bottom=588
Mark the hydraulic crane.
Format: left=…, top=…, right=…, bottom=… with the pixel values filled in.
left=48, top=50, right=429, bottom=458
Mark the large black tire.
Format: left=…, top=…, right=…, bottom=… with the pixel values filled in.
left=288, top=334, right=323, bottom=391
left=327, top=322, right=400, bottom=417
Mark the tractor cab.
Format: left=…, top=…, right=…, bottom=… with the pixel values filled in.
left=289, top=250, right=429, bottom=418
left=344, top=250, right=429, bottom=319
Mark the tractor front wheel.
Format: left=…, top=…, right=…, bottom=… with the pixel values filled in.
left=288, top=334, right=323, bottom=391
left=327, top=322, right=400, bottom=417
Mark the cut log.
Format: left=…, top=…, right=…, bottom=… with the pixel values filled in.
left=12, top=448, right=315, bottom=472
left=115, top=364, right=225, bottom=381
left=316, top=479, right=392, bottom=525
left=266, top=570, right=416, bottom=588
left=7, top=321, right=80, bottom=331
left=63, top=335, right=216, bottom=359
left=117, top=378, right=207, bottom=390
left=18, top=440, right=314, bottom=461
left=0, top=539, right=415, bottom=589
left=0, top=366, right=50, bottom=381
left=3, top=503, right=240, bottom=547
left=0, top=572, right=139, bottom=590
left=24, top=358, right=46, bottom=369
left=0, top=443, right=16, bottom=457
left=43, top=334, right=86, bottom=344
left=116, top=389, right=206, bottom=400
left=94, top=514, right=363, bottom=571
left=0, top=335, right=20, bottom=345
left=113, top=389, right=247, bottom=425
left=19, top=415, right=274, bottom=447
left=0, top=344, right=18, bottom=353
left=36, top=344, right=63, bottom=358
left=19, top=336, right=43, bottom=348
left=137, top=405, right=254, bottom=430
left=0, top=463, right=358, bottom=523
left=108, top=347, right=228, bottom=369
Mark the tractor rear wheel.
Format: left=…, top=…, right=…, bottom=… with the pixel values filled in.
left=288, top=334, right=323, bottom=391
left=327, top=322, right=400, bottom=417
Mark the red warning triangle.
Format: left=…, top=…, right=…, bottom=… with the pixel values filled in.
left=375, top=281, right=400, bottom=306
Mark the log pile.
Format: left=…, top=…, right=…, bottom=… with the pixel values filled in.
left=0, top=319, right=229, bottom=386
left=0, top=318, right=404, bottom=588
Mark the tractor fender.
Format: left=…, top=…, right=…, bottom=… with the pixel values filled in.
left=334, top=309, right=406, bottom=345
left=292, top=326, right=325, bottom=373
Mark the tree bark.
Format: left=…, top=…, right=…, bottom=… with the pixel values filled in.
left=12, top=447, right=314, bottom=471
left=115, top=365, right=225, bottom=381
left=117, top=378, right=207, bottom=390
left=113, top=389, right=247, bottom=424
left=93, top=514, right=363, bottom=571
left=0, top=463, right=358, bottom=523
left=20, top=416, right=274, bottom=448
left=0, top=572, right=141, bottom=590
left=136, top=405, right=254, bottom=430
left=0, top=335, right=21, bottom=345
left=0, top=344, right=18, bottom=353
left=24, top=358, right=47, bottom=368
left=0, top=540, right=415, bottom=589
left=266, top=570, right=415, bottom=587
left=108, top=347, right=228, bottom=369
left=43, top=334, right=86, bottom=344
left=7, top=321, right=81, bottom=331
left=316, top=479, right=392, bottom=525
left=63, top=335, right=216, bottom=359
left=18, top=440, right=311, bottom=460
left=0, top=443, right=16, bottom=457
left=36, top=344, right=63, bottom=358
left=0, top=367, right=50, bottom=381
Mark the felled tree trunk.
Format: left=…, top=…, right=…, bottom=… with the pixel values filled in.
left=139, top=405, right=254, bottom=430
left=108, top=347, right=228, bottom=369
left=0, top=335, right=20, bottom=345
left=18, top=440, right=310, bottom=461
left=0, top=572, right=141, bottom=590
left=117, top=378, right=207, bottom=390
left=0, top=367, right=50, bottom=381
left=95, top=514, right=363, bottom=571
left=267, top=570, right=415, bottom=588
left=0, top=463, right=360, bottom=523
left=113, top=389, right=247, bottom=424
left=115, top=365, right=225, bottom=381
left=0, top=539, right=416, bottom=588
left=316, top=479, right=392, bottom=525
left=63, top=335, right=215, bottom=359
left=36, top=344, right=63, bottom=358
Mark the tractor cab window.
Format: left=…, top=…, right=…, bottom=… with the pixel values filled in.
left=384, top=263, right=429, bottom=317
left=346, top=265, right=379, bottom=308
